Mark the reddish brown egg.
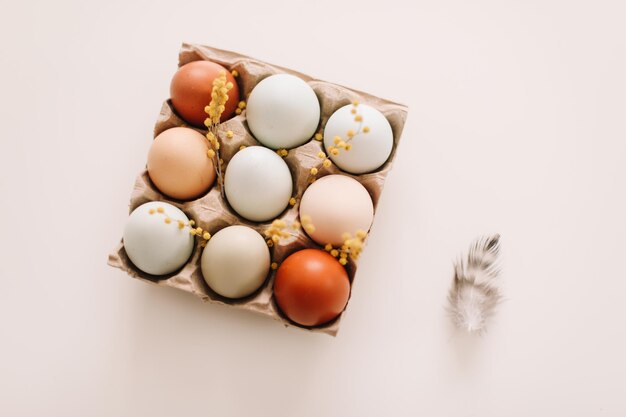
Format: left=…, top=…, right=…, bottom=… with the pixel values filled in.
left=274, top=249, right=350, bottom=327
left=170, top=60, right=239, bottom=127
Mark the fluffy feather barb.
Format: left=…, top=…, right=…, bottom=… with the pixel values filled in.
left=448, top=234, right=502, bottom=333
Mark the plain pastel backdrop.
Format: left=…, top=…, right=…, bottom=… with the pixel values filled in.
left=1, top=0, right=625, bottom=415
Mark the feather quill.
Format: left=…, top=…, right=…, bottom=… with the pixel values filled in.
left=448, top=234, right=502, bottom=333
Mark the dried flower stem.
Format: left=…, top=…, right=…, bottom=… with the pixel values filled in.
left=310, top=100, right=370, bottom=182
left=147, top=205, right=211, bottom=246
left=204, top=71, right=235, bottom=198
left=324, top=230, right=367, bottom=265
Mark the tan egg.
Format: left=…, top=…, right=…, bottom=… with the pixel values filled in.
left=147, top=127, right=216, bottom=200
left=299, top=175, right=374, bottom=246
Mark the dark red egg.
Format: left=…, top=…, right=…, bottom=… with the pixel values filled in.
left=274, top=249, right=350, bottom=327
left=170, top=60, right=239, bottom=127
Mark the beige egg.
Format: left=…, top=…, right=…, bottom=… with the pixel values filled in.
left=299, top=175, right=374, bottom=246
left=147, top=127, right=216, bottom=201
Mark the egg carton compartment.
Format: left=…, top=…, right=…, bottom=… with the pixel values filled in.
left=108, top=43, right=408, bottom=336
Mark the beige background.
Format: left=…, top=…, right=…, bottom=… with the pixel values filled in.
left=1, top=0, right=625, bottom=416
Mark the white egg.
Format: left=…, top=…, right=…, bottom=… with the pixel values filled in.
left=246, top=74, right=320, bottom=149
left=201, top=225, right=270, bottom=298
left=224, top=146, right=293, bottom=222
left=324, top=104, right=394, bottom=174
left=123, top=202, right=194, bottom=275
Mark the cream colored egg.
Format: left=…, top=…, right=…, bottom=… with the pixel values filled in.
left=324, top=104, right=393, bottom=174
left=224, top=146, right=293, bottom=222
left=246, top=74, right=320, bottom=149
left=123, top=202, right=194, bottom=275
left=299, top=175, right=374, bottom=246
left=201, top=225, right=270, bottom=298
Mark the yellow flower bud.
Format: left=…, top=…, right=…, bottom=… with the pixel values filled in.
left=231, top=70, right=239, bottom=77
left=164, top=217, right=171, bottom=224
left=339, top=258, right=347, bottom=265
left=310, top=167, right=318, bottom=175
left=148, top=209, right=155, bottom=215
left=207, top=149, right=216, bottom=158
left=236, top=108, right=242, bottom=115
left=333, top=136, right=341, bottom=145
left=226, top=130, right=234, bottom=139
left=356, top=230, right=367, bottom=239
left=330, top=249, right=339, bottom=257
left=325, top=243, right=333, bottom=251
left=203, top=232, right=211, bottom=240
left=315, top=133, right=323, bottom=141
left=157, top=207, right=164, bottom=213
left=238, top=101, right=246, bottom=109
left=318, top=151, right=326, bottom=159
left=289, top=197, right=297, bottom=206
left=322, top=159, right=332, bottom=168
left=363, top=126, right=370, bottom=133
left=354, top=115, right=363, bottom=122
left=271, top=262, right=278, bottom=270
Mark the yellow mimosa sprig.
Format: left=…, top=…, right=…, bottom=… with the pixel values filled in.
left=204, top=70, right=234, bottom=197
left=148, top=206, right=212, bottom=247
left=310, top=100, right=369, bottom=182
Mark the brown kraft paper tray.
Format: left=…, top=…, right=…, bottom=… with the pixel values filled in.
left=108, top=43, right=408, bottom=336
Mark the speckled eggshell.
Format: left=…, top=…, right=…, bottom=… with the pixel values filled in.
left=246, top=74, right=320, bottom=150
left=147, top=127, right=216, bottom=201
left=201, top=225, right=270, bottom=299
left=224, top=146, right=293, bottom=222
left=324, top=104, right=394, bottom=174
left=299, top=175, right=374, bottom=246
left=123, top=202, right=194, bottom=276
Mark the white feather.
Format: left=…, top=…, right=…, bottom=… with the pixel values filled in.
left=448, top=234, right=502, bottom=333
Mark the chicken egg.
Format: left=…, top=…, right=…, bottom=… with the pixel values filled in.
left=324, top=104, right=393, bottom=174
left=274, top=249, right=350, bottom=327
left=201, top=225, right=270, bottom=299
left=299, top=175, right=373, bottom=246
left=147, top=127, right=216, bottom=201
left=123, top=202, right=194, bottom=276
left=224, top=146, right=293, bottom=222
left=246, top=74, right=320, bottom=149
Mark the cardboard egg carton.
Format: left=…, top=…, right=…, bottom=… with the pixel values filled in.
left=108, top=43, right=408, bottom=336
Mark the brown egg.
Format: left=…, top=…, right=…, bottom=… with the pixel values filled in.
left=147, top=127, right=216, bottom=200
left=274, top=249, right=350, bottom=327
left=170, top=61, right=239, bottom=127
